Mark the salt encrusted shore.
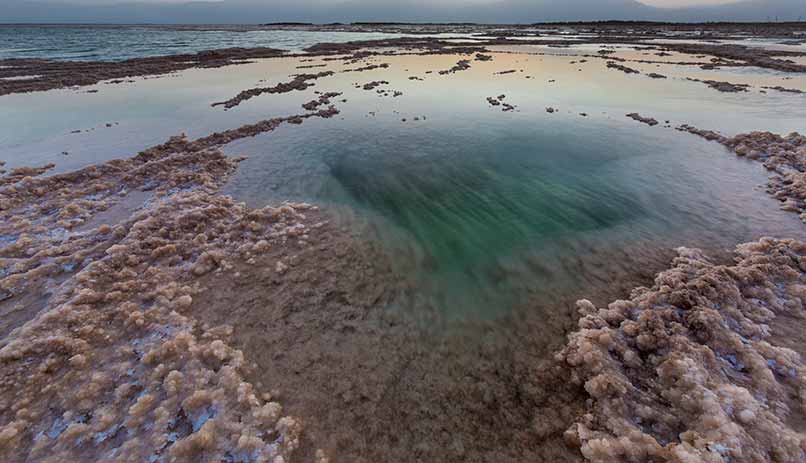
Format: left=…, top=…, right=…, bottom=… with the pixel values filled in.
left=560, top=238, right=806, bottom=463
left=0, top=109, right=346, bottom=462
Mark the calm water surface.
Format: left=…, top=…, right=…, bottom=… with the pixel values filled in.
left=2, top=46, right=804, bottom=318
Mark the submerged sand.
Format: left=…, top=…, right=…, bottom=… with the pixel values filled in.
left=1, top=27, right=806, bottom=463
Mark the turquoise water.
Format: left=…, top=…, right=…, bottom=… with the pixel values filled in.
left=0, top=25, right=407, bottom=61
left=223, top=114, right=806, bottom=317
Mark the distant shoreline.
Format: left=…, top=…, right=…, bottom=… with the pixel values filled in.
left=1, top=20, right=806, bottom=27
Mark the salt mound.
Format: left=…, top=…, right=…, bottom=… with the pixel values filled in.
left=560, top=238, right=806, bottom=463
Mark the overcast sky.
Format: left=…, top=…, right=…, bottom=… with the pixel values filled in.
left=639, top=0, right=740, bottom=6
left=27, top=0, right=749, bottom=5
left=4, top=0, right=806, bottom=23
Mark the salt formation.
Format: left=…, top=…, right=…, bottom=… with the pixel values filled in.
left=0, top=121, right=332, bottom=461
left=560, top=238, right=806, bottom=463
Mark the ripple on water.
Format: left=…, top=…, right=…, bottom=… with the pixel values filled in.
left=223, top=114, right=806, bottom=319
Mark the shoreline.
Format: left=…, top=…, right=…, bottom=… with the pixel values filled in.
left=2, top=23, right=805, bottom=96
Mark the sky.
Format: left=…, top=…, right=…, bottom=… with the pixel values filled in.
left=3, top=0, right=806, bottom=23
left=16, top=0, right=750, bottom=5
left=639, top=0, right=740, bottom=6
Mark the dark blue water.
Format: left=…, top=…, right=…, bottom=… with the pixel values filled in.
left=0, top=25, right=407, bottom=61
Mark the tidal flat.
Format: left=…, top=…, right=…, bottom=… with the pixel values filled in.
left=1, top=22, right=806, bottom=463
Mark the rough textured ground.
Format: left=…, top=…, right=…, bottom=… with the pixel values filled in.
left=0, top=111, right=346, bottom=462
left=560, top=238, right=806, bottom=463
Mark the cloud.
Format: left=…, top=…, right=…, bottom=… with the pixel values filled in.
left=3, top=0, right=805, bottom=23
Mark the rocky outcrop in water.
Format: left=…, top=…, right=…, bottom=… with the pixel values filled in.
left=686, top=78, right=750, bottom=93
left=761, top=86, right=805, bottom=95
left=606, top=61, right=640, bottom=74
left=211, top=71, right=335, bottom=109
left=626, top=113, right=659, bottom=126
left=438, top=59, right=472, bottom=75
left=302, top=92, right=342, bottom=111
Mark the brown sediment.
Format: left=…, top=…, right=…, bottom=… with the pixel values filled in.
left=559, top=238, right=806, bottom=463
left=211, top=70, right=335, bottom=109
left=185, top=221, right=595, bottom=463
left=626, top=113, right=659, bottom=126
left=0, top=47, right=286, bottom=96
left=686, top=77, right=751, bottom=93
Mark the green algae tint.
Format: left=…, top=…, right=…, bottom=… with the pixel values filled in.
left=224, top=114, right=805, bottom=319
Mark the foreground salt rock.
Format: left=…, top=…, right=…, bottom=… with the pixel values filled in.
left=0, top=128, right=331, bottom=461
left=560, top=238, right=806, bottom=463
left=0, top=193, right=311, bottom=462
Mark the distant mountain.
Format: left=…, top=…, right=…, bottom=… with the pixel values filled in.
left=1, top=0, right=805, bottom=24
